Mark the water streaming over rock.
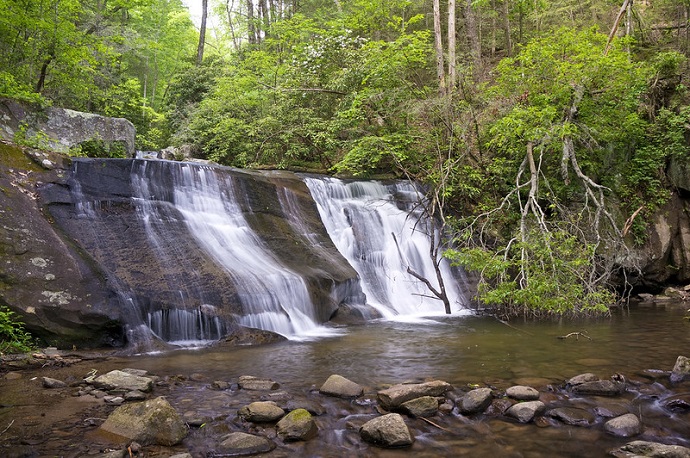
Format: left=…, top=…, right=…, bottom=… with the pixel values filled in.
left=304, top=176, right=469, bottom=318
left=65, top=159, right=469, bottom=349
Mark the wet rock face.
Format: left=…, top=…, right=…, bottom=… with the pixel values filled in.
left=0, top=143, right=123, bottom=348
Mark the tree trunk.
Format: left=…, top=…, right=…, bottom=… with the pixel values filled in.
left=433, top=0, right=446, bottom=95
left=35, top=56, right=53, bottom=93
left=448, top=0, right=456, bottom=91
left=247, top=0, right=257, bottom=44
left=196, top=0, right=208, bottom=66
left=501, top=0, right=512, bottom=56
left=465, top=0, right=481, bottom=74
left=226, top=0, right=241, bottom=52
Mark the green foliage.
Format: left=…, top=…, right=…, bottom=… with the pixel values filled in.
left=447, top=228, right=614, bottom=317
left=0, top=72, right=46, bottom=106
left=0, top=306, right=34, bottom=354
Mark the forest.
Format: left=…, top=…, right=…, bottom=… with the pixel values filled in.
left=2, top=0, right=690, bottom=318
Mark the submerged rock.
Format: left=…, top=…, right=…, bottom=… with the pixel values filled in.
left=546, top=407, right=596, bottom=426
left=218, top=432, right=275, bottom=455
left=42, top=377, right=66, bottom=389
left=238, top=401, right=285, bottom=422
left=238, top=375, right=280, bottom=391
left=276, top=408, right=317, bottom=441
left=377, top=380, right=452, bottom=410
left=604, top=413, right=642, bottom=437
left=360, top=413, right=414, bottom=448
left=505, top=401, right=546, bottom=423
left=97, top=396, right=187, bottom=446
left=319, top=374, right=363, bottom=398
left=399, top=396, right=439, bottom=418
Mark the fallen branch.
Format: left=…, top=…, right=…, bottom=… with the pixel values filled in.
left=557, top=331, right=592, bottom=341
left=419, top=416, right=454, bottom=433
left=0, top=419, right=14, bottom=436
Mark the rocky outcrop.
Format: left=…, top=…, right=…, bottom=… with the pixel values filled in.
left=0, top=143, right=123, bottom=348
left=0, top=98, right=135, bottom=156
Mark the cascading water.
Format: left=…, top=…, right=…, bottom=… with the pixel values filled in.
left=131, top=160, right=329, bottom=339
left=304, top=176, right=469, bottom=318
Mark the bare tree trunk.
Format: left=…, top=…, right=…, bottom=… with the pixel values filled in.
left=605, top=0, right=631, bottom=55
left=196, top=0, right=208, bottom=66
left=433, top=0, right=446, bottom=96
left=491, top=0, right=497, bottom=57
left=448, top=0, right=456, bottom=91
left=465, top=0, right=481, bottom=73
left=259, top=0, right=269, bottom=39
left=226, top=0, right=241, bottom=52
left=502, top=0, right=512, bottom=56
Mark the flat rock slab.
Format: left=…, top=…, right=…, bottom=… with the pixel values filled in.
left=377, top=380, right=452, bottom=410
left=609, top=440, right=690, bottom=458
left=360, top=413, right=414, bottom=448
left=218, top=432, right=275, bottom=455
left=92, top=370, right=153, bottom=393
left=399, top=396, right=439, bottom=418
left=319, top=374, right=363, bottom=398
left=571, top=380, right=624, bottom=396
left=238, top=375, right=280, bottom=391
left=546, top=407, right=596, bottom=426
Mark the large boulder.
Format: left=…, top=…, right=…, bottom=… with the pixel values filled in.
left=377, top=380, right=452, bottom=410
left=97, top=397, right=187, bottom=446
left=359, top=413, right=414, bottom=448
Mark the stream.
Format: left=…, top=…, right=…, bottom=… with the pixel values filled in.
left=1, top=302, right=688, bottom=457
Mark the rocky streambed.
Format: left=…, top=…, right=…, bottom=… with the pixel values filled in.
left=1, top=350, right=690, bottom=457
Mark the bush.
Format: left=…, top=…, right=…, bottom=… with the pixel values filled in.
left=0, top=306, right=34, bottom=354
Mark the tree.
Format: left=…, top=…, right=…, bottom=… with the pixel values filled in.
left=197, top=0, right=209, bottom=65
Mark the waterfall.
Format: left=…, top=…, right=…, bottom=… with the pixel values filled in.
left=130, top=161, right=330, bottom=339
left=304, top=176, right=469, bottom=318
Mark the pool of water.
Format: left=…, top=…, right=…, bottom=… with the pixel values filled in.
left=2, top=302, right=689, bottom=457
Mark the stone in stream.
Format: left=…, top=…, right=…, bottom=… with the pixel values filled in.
left=319, top=374, right=363, bottom=398
left=238, top=375, right=280, bottom=391
left=360, top=413, right=414, bottom=448
left=458, top=387, right=493, bottom=414
left=609, top=440, right=690, bottom=458
left=505, top=385, right=540, bottom=401
left=398, top=396, right=439, bottom=418
left=97, top=396, right=187, bottom=446
left=276, top=408, right=318, bottom=441
left=91, top=370, right=153, bottom=393
left=546, top=407, right=596, bottom=426
left=571, top=379, right=625, bottom=396
left=218, top=432, right=276, bottom=455
left=670, top=355, right=690, bottom=383
left=377, top=380, right=452, bottom=410
left=604, top=413, right=642, bottom=437
left=505, top=401, right=546, bottom=423
left=566, top=373, right=599, bottom=386
left=238, top=401, right=286, bottom=422
left=42, top=377, right=67, bottom=389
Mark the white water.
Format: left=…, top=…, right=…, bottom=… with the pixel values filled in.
left=304, top=177, right=469, bottom=319
left=131, top=161, right=336, bottom=340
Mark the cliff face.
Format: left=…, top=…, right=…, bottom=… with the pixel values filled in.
left=0, top=144, right=123, bottom=347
